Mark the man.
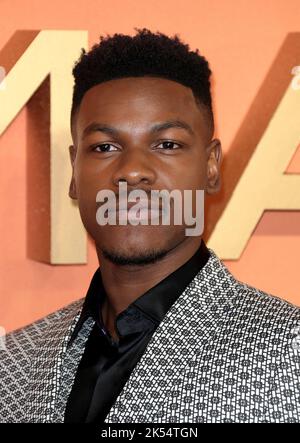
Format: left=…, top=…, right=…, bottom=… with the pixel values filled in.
left=1, top=28, right=299, bottom=423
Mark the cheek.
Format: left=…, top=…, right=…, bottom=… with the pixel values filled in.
left=75, top=160, right=106, bottom=199
left=170, top=150, right=207, bottom=189
left=172, top=163, right=207, bottom=192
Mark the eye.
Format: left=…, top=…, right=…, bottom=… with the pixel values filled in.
left=156, top=141, right=182, bottom=150
left=92, top=143, right=118, bottom=153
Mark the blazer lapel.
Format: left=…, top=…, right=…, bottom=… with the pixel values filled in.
left=52, top=315, right=95, bottom=422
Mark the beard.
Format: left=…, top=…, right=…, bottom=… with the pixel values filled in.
left=100, top=245, right=171, bottom=266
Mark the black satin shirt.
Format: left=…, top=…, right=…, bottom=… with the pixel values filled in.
left=64, top=239, right=210, bottom=423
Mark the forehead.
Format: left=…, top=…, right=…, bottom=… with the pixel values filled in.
left=81, top=76, right=196, bottom=105
left=74, top=76, right=206, bottom=138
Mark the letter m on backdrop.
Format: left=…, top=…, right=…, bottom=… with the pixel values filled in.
left=0, top=31, right=88, bottom=264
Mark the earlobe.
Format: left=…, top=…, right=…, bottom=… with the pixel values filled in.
left=68, top=145, right=78, bottom=200
left=206, top=139, right=222, bottom=194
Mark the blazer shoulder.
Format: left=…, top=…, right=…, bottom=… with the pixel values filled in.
left=1, top=299, right=83, bottom=377
left=234, top=278, right=299, bottom=325
left=4, top=297, right=84, bottom=353
left=206, top=248, right=299, bottom=331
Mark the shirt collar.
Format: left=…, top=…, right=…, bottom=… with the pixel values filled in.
left=68, top=239, right=210, bottom=346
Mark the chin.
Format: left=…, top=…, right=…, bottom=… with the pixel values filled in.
left=103, top=235, right=161, bottom=255
left=99, top=241, right=170, bottom=266
left=92, top=223, right=186, bottom=264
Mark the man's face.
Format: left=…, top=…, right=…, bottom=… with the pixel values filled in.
left=70, top=76, right=221, bottom=263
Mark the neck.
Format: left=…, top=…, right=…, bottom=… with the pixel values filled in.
left=96, top=237, right=202, bottom=325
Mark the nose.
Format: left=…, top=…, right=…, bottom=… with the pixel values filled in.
left=112, top=148, right=157, bottom=188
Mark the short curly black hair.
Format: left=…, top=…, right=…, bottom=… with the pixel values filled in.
left=71, top=28, right=214, bottom=133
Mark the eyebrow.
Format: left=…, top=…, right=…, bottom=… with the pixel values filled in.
left=82, top=119, right=195, bottom=140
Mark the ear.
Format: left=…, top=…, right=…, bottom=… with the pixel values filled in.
left=68, top=145, right=78, bottom=200
left=206, top=138, right=222, bottom=194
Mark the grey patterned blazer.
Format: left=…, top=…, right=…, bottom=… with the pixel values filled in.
left=1, top=248, right=299, bottom=423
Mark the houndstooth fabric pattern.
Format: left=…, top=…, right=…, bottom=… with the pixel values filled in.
left=0, top=248, right=299, bottom=423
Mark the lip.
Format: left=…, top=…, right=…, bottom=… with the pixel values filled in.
left=107, top=200, right=162, bottom=212
left=105, top=203, right=164, bottom=222
left=117, top=207, right=162, bottom=222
